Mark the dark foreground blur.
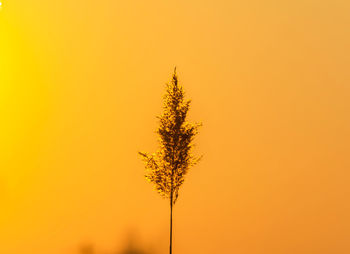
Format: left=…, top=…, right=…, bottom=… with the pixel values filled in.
left=79, top=234, right=155, bottom=254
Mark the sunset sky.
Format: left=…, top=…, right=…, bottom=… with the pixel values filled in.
left=1, top=0, right=350, bottom=253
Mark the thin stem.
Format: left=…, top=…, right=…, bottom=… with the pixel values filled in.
left=170, top=194, right=173, bottom=254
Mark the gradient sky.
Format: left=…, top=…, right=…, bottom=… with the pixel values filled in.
left=1, top=0, right=350, bottom=253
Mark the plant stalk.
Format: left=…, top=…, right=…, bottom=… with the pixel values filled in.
left=170, top=194, right=173, bottom=254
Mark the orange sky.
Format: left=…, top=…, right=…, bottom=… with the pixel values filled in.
left=1, top=0, right=350, bottom=253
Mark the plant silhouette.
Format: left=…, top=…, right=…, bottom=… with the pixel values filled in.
left=139, top=68, right=201, bottom=254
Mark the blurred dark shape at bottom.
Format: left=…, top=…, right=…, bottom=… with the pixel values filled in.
left=79, top=233, right=155, bottom=254
left=80, top=245, right=95, bottom=254
left=115, top=236, right=149, bottom=254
